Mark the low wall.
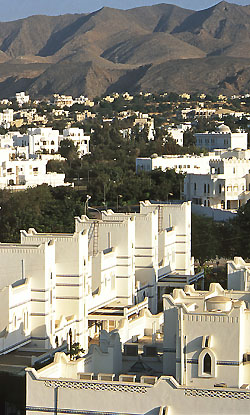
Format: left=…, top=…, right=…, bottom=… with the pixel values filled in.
left=192, top=204, right=236, bottom=222
left=26, top=371, right=250, bottom=415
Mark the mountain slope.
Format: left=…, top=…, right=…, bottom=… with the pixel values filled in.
left=0, top=2, right=249, bottom=97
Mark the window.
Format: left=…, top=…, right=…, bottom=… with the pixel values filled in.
left=198, top=348, right=216, bottom=378
left=207, top=184, right=210, bottom=194
left=202, top=336, right=210, bottom=348
left=203, top=353, right=212, bottom=374
left=108, top=232, right=111, bottom=249
left=219, top=184, right=222, bottom=194
left=204, top=184, right=206, bottom=194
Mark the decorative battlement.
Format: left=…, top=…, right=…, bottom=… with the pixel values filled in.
left=185, top=388, right=250, bottom=400
left=210, top=158, right=250, bottom=165
left=44, top=378, right=151, bottom=394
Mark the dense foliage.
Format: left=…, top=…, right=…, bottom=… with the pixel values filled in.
left=0, top=186, right=85, bottom=242
left=48, top=122, right=187, bottom=208
left=191, top=207, right=250, bottom=265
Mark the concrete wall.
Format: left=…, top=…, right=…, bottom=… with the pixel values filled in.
left=26, top=368, right=250, bottom=415
left=192, top=204, right=236, bottom=221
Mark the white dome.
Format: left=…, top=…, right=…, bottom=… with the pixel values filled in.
left=216, top=124, right=231, bottom=133
left=206, top=296, right=232, bottom=312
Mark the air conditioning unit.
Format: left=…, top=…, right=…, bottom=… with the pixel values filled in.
left=124, top=344, right=138, bottom=356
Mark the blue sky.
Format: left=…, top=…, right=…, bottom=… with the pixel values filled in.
left=1, top=0, right=250, bottom=21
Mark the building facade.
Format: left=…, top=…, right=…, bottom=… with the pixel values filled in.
left=183, top=157, right=250, bottom=210
left=195, top=124, right=248, bottom=151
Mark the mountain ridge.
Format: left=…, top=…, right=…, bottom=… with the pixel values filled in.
left=0, top=2, right=250, bottom=97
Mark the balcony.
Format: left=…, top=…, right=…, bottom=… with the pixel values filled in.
left=157, top=270, right=204, bottom=288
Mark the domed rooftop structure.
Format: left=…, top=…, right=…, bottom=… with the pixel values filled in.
left=216, top=124, right=231, bottom=134
left=206, top=295, right=232, bottom=312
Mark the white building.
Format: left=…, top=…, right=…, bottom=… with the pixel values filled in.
left=13, top=127, right=60, bottom=156
left=15, top=92, right=29, bottom=106
left=0, top=199, right=212, bottom=415
left=62, top=128, right=90, bottom=156
left=163, top=282, right=250, bottom=389
left=74, top=96, right=95, bottom=107
left=167, top=127, right=184, bottom=146
left=228, top=257, right=250, bottom=291
left=140, top=201, right=194, bottom=279
left=0, top=109, right=13, bottom=127
left=0, top=158, right=65, bottom=189
left=0, top=240, right=56, bottom=352
left=54, top=94, right=74, bottom=108
left=20, top=229, right=89, bottom=352
left=134, top=113, right=155, bottom=141
left=0, top=228, right=91, bottom=355
left=26, top=281, right=250, bottom=415
left=0, top=133, right=14, bottom=148
left=119, top=128, right=132, bottom=139
left=136, top=153, right=220, bottom=175
left=183, top=156, right=250, bottom=210
left=75, top=213, right=136, bottom=308
left=195, top=124, right=248, bottom=151
left=75, top=201, right=195, bottom=314
left=0, top=131, right=66, bottom=189
left=0, top=199, right=194, bottom=353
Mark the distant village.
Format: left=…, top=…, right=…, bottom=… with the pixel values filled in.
left=1, top=90, right=250, bottom=216
left=2, top=90, right=250, bottom=414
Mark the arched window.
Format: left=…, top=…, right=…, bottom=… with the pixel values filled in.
left=198, top=348, right=216, bottom=378
left=203, top=353, right=212, bottom=374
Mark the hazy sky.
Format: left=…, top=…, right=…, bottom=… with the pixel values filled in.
left=1, top=0, right=250, bottom=21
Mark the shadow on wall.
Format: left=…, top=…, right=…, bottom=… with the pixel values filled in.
left=0, top=372, right=25, bottom=414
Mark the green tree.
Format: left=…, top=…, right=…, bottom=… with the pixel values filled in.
left=59, top=139, right=78, bottom=167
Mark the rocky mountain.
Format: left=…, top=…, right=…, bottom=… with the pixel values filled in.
left=1, top=2, right=250, bottom=97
